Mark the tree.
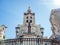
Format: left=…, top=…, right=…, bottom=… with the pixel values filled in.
left=3, top=35, right=5, bottom=39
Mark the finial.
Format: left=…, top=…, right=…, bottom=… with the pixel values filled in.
left=28, top=6, right=31, bottom=13
left=28, top=6, right=30, bottom=10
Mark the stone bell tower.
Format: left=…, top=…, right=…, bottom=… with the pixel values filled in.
left=23, top=6, right=35, bottom=26
left=16, top=6, right=44, bottom=38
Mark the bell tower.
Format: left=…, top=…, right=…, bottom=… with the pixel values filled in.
left=16, top=6, right=44, bottom=38
left=23, top=6, right=35, bottom=26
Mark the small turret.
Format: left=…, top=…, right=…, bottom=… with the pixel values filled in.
left=0, top=25, right=7, bottom=40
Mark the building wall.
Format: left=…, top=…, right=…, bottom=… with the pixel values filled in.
left=4, top=38, right=52, bottom=45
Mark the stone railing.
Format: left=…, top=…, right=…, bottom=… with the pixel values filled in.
left=4, top=38, right=59, bottom=45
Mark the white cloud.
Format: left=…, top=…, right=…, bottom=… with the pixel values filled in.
left=42, top=0, right=60, bottom=9
left=53, top=0, right=60, bottom=6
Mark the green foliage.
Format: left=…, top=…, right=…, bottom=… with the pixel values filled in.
left=0, top=41, right=2, bottom=44
left=3, top=35, right=5, bottom=39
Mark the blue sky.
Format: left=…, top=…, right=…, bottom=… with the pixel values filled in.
left=0, top=0, right=60, bottom=39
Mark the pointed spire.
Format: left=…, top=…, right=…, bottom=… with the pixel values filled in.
left=27, top=6, right=31, bottom=13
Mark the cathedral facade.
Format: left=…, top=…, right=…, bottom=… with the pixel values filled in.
left=0, top=7, right=60, bottom=45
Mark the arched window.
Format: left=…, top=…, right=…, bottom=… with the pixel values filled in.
left=45, top=43, right=47, bottom=45
left=30, top=16, right=32, bottom=19
left=16, top=31, right=18, bottom=33
left=26, top=16, right=28, bottom=19
left=30, top=20, right=32, bottom=23
left=26, top=20, right=28, bottom=23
